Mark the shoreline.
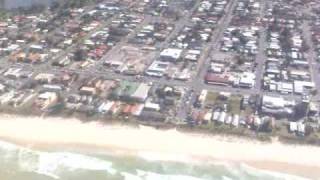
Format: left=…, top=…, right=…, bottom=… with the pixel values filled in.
left=246, top=161, right=320, bottom=180
left=2, top=138, right=319, bottom=180
left=0, top=114, right=319, bottom=179
left=4, top=109, right=320, bottom=146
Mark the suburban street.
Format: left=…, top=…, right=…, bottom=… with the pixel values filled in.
left=0, top=0, right=318, bottom=123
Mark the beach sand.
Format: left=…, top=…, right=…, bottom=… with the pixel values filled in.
left=247, top=161, right=320, bottom=180
left=0, top=114, right=319, bottom=179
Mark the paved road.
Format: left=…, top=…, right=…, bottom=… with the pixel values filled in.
left=301, top=20, right=320, bottom=101
left=195, top=0, right=238, bottom=84
left=0, top=0, right=308, bottom=124
left=253, top=0, right=268, bottom=93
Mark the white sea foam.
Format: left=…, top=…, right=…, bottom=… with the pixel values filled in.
left=0, top=140, right=19, bottom=151
left=240, top=163, right=311, bottom=180
left=136, top=170, right=206, bottom=180
left=0, top=140, right=118, bottom=179
left=221, top=176, right=234, bottom=180
left=121, top=172, right=143, bottom=180
left=36, top=169, right=61, bottom=179
left=18, top=148, right=39, bottom=172
left=0, top=139, right=314, bottom=180
left=35, top=152, right=117, bottom=179
left=134, top=154, right=312, bottom=180
left=138, top=151, right=193, bottom=163
left=39, top=152, right=115, bottom=171
left=0, top=140, right=20, bottom=163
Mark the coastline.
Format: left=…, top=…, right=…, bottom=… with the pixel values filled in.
left=0, top=114, right=319, bottom=179
left=246, top=161, right=320, bottom=180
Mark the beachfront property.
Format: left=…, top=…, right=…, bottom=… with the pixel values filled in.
left=261, top=95, right=295, bottom=116
left=110, top=81, right=151, bottom=102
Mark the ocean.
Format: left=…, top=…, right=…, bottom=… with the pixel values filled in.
left=1, top=0, right=56, bottom=9
left=0, top=140, right=310, bottom=180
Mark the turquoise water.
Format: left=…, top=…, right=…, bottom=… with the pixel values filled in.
left=0, top=141, right=310, bottom=180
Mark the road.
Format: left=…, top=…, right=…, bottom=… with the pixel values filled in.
left=302, top=20, right=320, bottom=101
left=0, top=0, right=309, bottom=124
left=254, top=0, right=267, bottom=92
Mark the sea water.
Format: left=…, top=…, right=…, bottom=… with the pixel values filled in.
left=1, top=0, right=56, bottom=9
left=0, top=140, right=310, bottom=180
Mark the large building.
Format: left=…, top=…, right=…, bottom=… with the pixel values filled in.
left=261, top=95, right=295, bottom=116
left=111, top=81, right=151, bottom=103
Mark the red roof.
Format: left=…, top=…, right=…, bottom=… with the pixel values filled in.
left=122, top=105, right=132, bottom=114
left=205, top=73, right=230, bottom=84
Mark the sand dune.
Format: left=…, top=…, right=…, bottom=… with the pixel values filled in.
left=0, top=114, right=319, bottom=179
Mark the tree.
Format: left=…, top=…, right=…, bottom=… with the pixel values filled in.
left=74, top=48, right=86, bottom=61
left=235, top=55, right=245, bottom=65
left=259, top=119, right=273, bottom=133
left=303, top=42, right=310, bottom=51
left=305, top=125, right=314, bottom=136
left=50, top=1, right=61, bottom=11
left=310, top=89, right=318, bottom=96
left=294, top=102, right=308, bottom=120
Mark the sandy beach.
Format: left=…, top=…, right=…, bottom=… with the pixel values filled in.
left=0, top=114, right=319, bottom=179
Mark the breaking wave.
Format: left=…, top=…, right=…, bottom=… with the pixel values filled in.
left=0, top=140, right=117, bottom=179
left=137, top=151, right=311, bottom=180
left=122, top=170, right=206, bottom=180
left=0, top=140, right=313, bottom=180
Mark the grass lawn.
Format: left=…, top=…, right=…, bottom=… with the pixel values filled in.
left=241, top=106, right=254, bottom=117
left=228, top=95, right=242, bottom=114
left=204, top=91, right=219, bottom=107
left=204, top=91, right=242, bottom=115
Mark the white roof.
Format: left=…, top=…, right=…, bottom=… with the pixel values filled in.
left=185, top=54, right=198, bottom=61
left=204, top=112, right=212, bottom=122
left=131, top=84, right=151, bottom=101
left=7, top=44, right=19, bottom=51
left=269, top=43, right=280, bottom=49
left=270, top=32, right=280, bottom=38
left=143, top=25, right=154, bottom=31
left=187, top=49, right=201, bottom=55
left=278, top=82, right=293, bottom=92
left=298, top=123, right=305, bottom=133
left=290, top=122, right=298, bottom=132
left=0, top=84, right=5, bottom=91
left=262, top=95, right=294, bottom=108
left=144, top=102, right=160, bottom=111
left=212, top=111, right=220, bottom=121
left=147, top=61, right=169, bottom=72
left=290, top=70, right=309, bottom=76
left=160, top=48, right=183, bottom=59
left=38, top=92, right=56, bottom=99
left=294, top=81, right=315, bottom=94
left=30, top=44, right=43, bottom=50
left=219, top=112, right=226, bottom=122
left=239, top=72, right=255, bottom=86
left=98, top=101, right=115, bottom=112
left=232, top=115, right=239, bottom=127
